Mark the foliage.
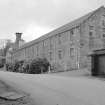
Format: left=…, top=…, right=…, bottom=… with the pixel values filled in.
left=0, top=40, right=12, bottom=65
left=0, top=63, right=4, bottom=68
left=12, top=61, right=20, bottom=72
left=3, top=40, right=12, bottom=56
left=29, top=58, right=50, bottom=74
left=22, top=60, right=32, bottom=73
left=6, top=63, right=13, bottom=71
left=6, top=58, right=50, bottom=74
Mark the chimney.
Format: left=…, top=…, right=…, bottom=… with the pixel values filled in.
left=15, top=32, right=22, bottom=49
left=16, top=32, right=22, bottom=42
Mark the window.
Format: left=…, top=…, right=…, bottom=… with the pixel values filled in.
left=80, top=42, right=84, bottom=48
left=49, top=52, right=52, bottom=61
left=70, top=48, right=74, bottom=58
left=43, top=41, right=45, bottom=47
left=50, top=38, right=53, bottom=50
left=58, top=50, right=62, bottom=59
left=50, top=44, right=53, bottom=50
left=89, top=32, right=94, bottom=49
left=89, top=25, right=94, bottom=30
left=36, top=45, right=39, bottom=56
left=70, top=29, right=74, bottom=41
left=58, top=34, right=61, bottom=44
left=103, top=34, right=105, bottom=37
left=103, top=28, right=105, bottom=33
left=71, top=29, right=74, bottom=34
left=102, top=20, right=105, bottom=27
left=89, top=32, right=93, bottom=37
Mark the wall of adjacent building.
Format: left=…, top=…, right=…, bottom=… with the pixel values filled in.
left=79, top=7, right=105, bottom=69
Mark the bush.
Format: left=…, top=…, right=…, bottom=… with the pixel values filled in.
left=18, top=60, right=25, bottom=73
left=6, top=60, right=24, bottom=72
left=29, top=58, right=50, bottom=74
left=6, top=58, right=50, bottom=74
left=0, top=63, right=4, bottom=68
left=51, top=62, right=64, bottom=72
left=22, top=60, right=31, bottom=73
left=12, top=61, right=20, bottom=72
left=6, top=63, right=13, bottom=71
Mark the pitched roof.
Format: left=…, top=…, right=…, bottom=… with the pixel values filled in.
left=16, top=6, right=105, bottom=51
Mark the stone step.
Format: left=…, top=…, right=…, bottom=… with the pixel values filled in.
left=0, top=92, right=26, bottom=101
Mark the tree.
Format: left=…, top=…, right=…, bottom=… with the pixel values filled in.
left=2, top=40, right=12, bottom=65
left=3, top=40, right=12, bottom=56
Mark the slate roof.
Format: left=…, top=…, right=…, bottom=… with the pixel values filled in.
left=15, top=6, right=105, bottom=51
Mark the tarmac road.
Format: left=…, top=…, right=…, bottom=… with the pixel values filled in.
left=0, top=71, right=105, bottom=105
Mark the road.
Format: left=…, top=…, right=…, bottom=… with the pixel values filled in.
left=0, top=71, right=105, bottom=105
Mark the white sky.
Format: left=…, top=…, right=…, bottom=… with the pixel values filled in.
left=0, top=0, right=104, bottom=42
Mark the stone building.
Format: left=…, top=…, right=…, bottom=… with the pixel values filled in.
left=14, top=32, right=25, bottom=50
left=12, top=6, right=105, bottom=71
left=6, top=33, right=25, bottom=63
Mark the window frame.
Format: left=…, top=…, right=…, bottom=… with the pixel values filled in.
left=58, top=50, right=62, bottom=60
left=70, top=48, right=75, bottom=58
left=70, top=29, right=74, bottom=41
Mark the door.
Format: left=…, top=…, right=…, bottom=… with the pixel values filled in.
left=98, top=55, right=105, bottom=75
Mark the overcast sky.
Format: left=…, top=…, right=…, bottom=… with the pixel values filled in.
left=0, top=0, right=105, bottom=42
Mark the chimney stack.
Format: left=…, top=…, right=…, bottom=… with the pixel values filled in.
left=15, top=32, right=22, bottom=49
left=16, top=32, right=22, bottom=42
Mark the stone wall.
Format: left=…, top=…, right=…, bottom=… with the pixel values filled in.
left=79, top=7, right=105, bottom=69
left=12, top=27, right=80, bottom=71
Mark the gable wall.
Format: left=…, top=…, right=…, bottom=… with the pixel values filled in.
left=79, top=7, right=105, bottom=69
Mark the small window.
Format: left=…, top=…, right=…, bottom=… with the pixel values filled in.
left=89, top=25, right=94, bottom=30
left=80, top=43, right=84, bottom=47
left=36, top=45, right=39, bottom=56
left=103, top=28, right=105, bottom=33
left=70, top=48, right=74, bottom=58
left=102, top=20, right=105, bottom=27
left=58, top=34, right=61, bottom=44
left=89, top=33, right=94, bottom=49
left=103, top=34, right=105, bottom=37
left=71, top=29, right=74, bottom=35
left=103, top=15, right=105, bottom=17
left=43, top=41, right=45, bottom=47
left=70, top=29, right=74, bottom=41
left=50, top=44, right=53, bottom=50
left=49, top=52, right=52, bottom=61
left=89, top=32, right=93, bottom=37
left=58, top=50, right=62, bottom=59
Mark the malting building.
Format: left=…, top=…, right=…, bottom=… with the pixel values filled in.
left=12, top=6, right=105, bottom=71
